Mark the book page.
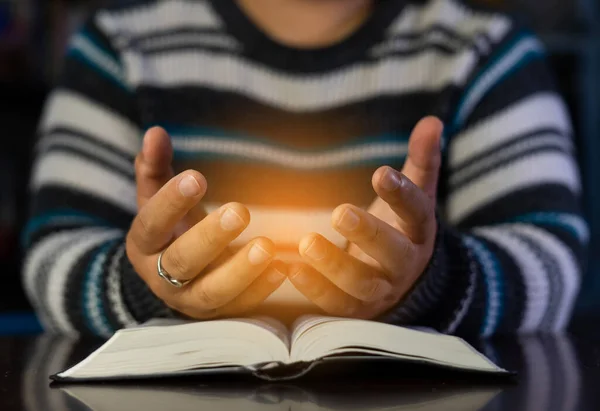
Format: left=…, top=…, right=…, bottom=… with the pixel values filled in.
left=290, top=318, right=505, bottom=373
left=132, top=317, right=290, bottom=350
left=290, top=315, right=341, bottom=344
left=58, top=317, right=292, bottom=379
left=232, top=316, right=291, bottom=351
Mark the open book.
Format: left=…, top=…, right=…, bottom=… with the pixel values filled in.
left=53, top=316, right=509, bottom=382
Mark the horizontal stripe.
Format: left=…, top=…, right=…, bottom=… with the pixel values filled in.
left=455, top=184, right=581, bottom=229
left=460, top=58, right=556, bottom=130
left=382, top=23, right=471, bottom=47
left=450, top=136, right=572, bottom=188
left=31, top=187, right=135, bottom=231
left=511, top=213, right=589, bottom=244
left=448, top=152, right=581, bottom=223
left=41, top=127, right=135, bottom=162
left=453, top=34, right=545, bottom=129
left=126, top=26, right=224, bottom=44
left=31, top=152, right=137, bottom=214
left=370, top=29, right=462, bottom=58
left=37, top=132, right=135, bottom=177
left=127, top=30, right=240, bottom=54
left=39, top=90, right=142, bottom=156
left=61, top=58, right=140, bottom=125
left=164, top=124, right=409, bottom=150
left=140, top=86, right=448, bottom=136
left=451, top=127, right=571, bottom=176
left=122, top=48, right=478, bottom=111
left=451, top=93, right=571, bottom=166
left=97, top=0, right=222, bottom=41
left=389, top=0, right=511, bottom=44
left=172, top=135, right=408, bottom=169
left=23, top=209, right=109, bottom=247
left=371, top=21, right=484, bottom=57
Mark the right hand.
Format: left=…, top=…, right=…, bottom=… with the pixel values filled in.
left=125, top=127, right=287, bottom=319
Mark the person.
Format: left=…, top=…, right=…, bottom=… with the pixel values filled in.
left=23, top=0, right=587, bottom=338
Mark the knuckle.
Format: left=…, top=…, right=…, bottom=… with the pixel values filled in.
left=165, top=247, right=192, bottom=278
left=364, top=224, right=382, bottom=243
left=309, top=280, right=329, bottom=302
left=324, top=256, right=345, bottom=278
left=162, top=197, right=186, bottom=216
left=359, top=279, right=384, bottom=302
left=198, top=228, right=218, bottom=250
left=136, top=213, right=157, bottom=242
left=194, top=285, right=222, bottom=310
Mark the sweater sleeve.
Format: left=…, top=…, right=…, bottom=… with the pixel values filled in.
left=383, top=26, right=587, bottom=338
left=22, top=17, right=170, bottom=337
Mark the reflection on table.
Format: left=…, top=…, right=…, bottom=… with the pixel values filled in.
left=19, top=333, right=590, bottom=411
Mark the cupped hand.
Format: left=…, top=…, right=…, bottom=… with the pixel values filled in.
left=125, top=127, right=287, bottom=319
left=289, top=117, right=443, bottom=319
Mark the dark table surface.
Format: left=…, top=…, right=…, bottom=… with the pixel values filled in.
left=1, top=329, right=599, bottom=411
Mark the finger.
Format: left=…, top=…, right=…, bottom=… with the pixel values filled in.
left=298, top=234, right=391, bottom=302
left=331, top=204, right=414, bottom=277
left=372, top=167, right=435, bottom=244
left=136, top=127, right=175, bottom=210
left=399, top=116, right=443, bottom=200
left=216, top=261, right=287, bottom=317
left=373, top=117, right=444, bottom=203
left=129, top=170, right=207, bottom=254
left=182, top=237, right=276, bottom=311
left=288, top=264, right=364, bottom=317
left=159, top=202, right=250, bottom=282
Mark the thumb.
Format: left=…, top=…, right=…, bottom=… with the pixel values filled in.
left=400, top=116, right=443, bottom=202
left=135, top=127, right=174, bottom=209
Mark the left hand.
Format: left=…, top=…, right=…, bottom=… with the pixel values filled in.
left=289, top=117, right=443, bottom=319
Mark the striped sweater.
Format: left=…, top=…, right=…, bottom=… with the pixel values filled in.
left=23, top=0, right=587, bottom=338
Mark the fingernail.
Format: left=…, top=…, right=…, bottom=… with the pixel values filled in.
left=248, top=243, right=272, bottom=265
left=178, top=175, right=201, bottom=197
left=381, top=169, right=402, bottom=191
left=268, top=268, right=285, bottom=284
left=303, top=237, right=326, bottom=260
left=337, top=208, right=360, bottom=231
left=220, top=208, right=245, bottom=231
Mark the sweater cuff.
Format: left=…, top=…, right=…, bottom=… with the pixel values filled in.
left=119, top=248, right=175, bottom=323
left=378, top=218, right=473, bottom=332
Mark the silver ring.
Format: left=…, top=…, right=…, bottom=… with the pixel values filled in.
left=157, top=250, right=190, bottom=288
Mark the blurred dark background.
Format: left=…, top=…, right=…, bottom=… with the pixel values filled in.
left=0, top=0, right=599, bottom=331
